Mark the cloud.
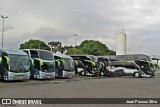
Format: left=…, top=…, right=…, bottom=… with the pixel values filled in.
left=0, top=0, right=160, bottom=55
left=0, top=24, right=14, bottom=32
left=19, top=27, right=76, bottom=46
left=4, top=24, right=14, bottom=31
left=11, top=27, right=116, bottom=51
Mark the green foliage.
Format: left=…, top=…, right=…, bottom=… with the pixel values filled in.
left=48, top=41, right=63, bottom=52
left=19, top=39, right=50, bottom=50
left=79, top=40, right=116, bottom=55
left=19, top=39, right=115, bottom=56
left=66, top=48, right=84, bottom=55
left=48, top=41, right=62, bottom=49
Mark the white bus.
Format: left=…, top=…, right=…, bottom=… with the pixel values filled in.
left=53, top=53, right=75, bottom=78
left=0, top=49, right=30, bottom=81
left=22, top=49, right=55, bottom=79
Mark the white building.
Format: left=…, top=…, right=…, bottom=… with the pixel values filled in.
left=116, top=32, right=126, bottom=55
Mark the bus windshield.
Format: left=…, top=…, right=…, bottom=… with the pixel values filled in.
left=90, top=56, right=98, bottom=63
left=39, top=51, right=54, bottom=61
left=63, top=58, right=74, bottom=71
left=8, top=55, right=30, bottom=73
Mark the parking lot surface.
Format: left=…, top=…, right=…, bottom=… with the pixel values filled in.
left=0, top=71, right=160, bottom=107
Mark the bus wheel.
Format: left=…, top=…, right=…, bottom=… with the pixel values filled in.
left=81, top=71, right=85, bottom=76
left=100, top=72, right=104, bottom=76
left=133, top=72, right=140, bottom=78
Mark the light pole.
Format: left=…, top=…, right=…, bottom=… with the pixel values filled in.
left=1, top=15, right=8, bottom=49
left=75, top=34, right=78, bottom=54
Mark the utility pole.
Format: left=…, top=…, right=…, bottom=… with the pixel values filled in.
left=1, top=15, right=8, bottom=49
left=75, top=34, right=78, bottom=54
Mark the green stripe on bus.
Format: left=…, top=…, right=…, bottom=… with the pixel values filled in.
left=55, top=60, right=60, bottom=66
left=74, top=60, right=78, bottom=66
left=4, top=56, right=10, bottom=64
left=0, top=57, right=2, bottom=64
left=57, top=59, right=65, bottom=64
left=30, top=58, right=34, bottom=65
left=34, top=58, right=44, bottom=65
left=84, top=60, right=96, bottom=66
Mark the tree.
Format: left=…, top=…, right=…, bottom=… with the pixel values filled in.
left=19, top=39, right=50, bottom=50
left=48, top=41, right=61, bottom=49
left=19, top=39, right=115, bottom=55
left=64, top=45, right=73, bottom=50
left=79, top=40, right=115, bottom=55
left=48, top=41, right=64, bottom=53
left=66, top=47, right=84, bottom=55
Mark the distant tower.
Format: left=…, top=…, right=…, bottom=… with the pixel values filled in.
left=116, top=32, right=126, bottom=55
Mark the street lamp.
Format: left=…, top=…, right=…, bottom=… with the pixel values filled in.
left=1, top=15, right=8, bottom=49
left=75, top=34, right=78, bottom=54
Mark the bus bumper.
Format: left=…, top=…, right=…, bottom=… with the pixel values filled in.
left=34, top=71, right=56, bottom=79
left=63, top=71, right=75, bottom=78
left=4, top=72, right=30, bottom=81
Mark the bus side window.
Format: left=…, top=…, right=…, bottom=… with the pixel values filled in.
left=2, top=54, right=9, bottom=71
left=30, top=50, right=39, bottom=58
left=23, top=51, right=29, bottom=57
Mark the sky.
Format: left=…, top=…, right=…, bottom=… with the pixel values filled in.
left=0, top=0, right=160, bottom=55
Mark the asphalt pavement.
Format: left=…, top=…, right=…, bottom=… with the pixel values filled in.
left=0, top=71, right=160, bottom=107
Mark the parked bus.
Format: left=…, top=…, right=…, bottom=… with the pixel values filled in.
left=135, top=60, right=155, bottom=77
left=150, top=56, right=160, bottom=70
left=103, top=60, right=141, bottom=77
left=53, top=53, right=75, bottom=78
left=0, top=49, right=30, bottom=81
left=97, top=57, right=106, bottom=76
left=71, top=55, right=104, bottom=76
left=21, top=49, right=55, bottom=79
left=105, top=54, right=152, bottom=62
left=108, top=54, right=157, bottom=71
left=74, top=60, right=86, bottom=75
left=101, top=55, right=155, bottom=77
left=104, top=54, right=156, bottom=71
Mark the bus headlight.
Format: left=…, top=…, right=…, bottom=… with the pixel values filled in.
left=3, top=74, right=8, bottom=80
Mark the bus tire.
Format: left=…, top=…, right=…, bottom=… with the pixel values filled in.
left=133, top=72, right=140, bottom=78
left=100, top=72, right=104, bottom=76
left=81, top=71, right=85, bottom=76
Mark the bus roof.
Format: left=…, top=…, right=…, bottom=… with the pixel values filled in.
left=70, top=55, right=95, bottom=58
left=21, top=49, right=51, bottom=52
left=0, top=49, right=28, bottom=56
left=105, top=54, right=150, bottom=57
left=103, top=54, right=151, bottom=61
left=150, top=55, right=160, bottom=60
left=53, top=53, right=72, bottom=59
